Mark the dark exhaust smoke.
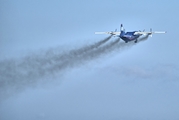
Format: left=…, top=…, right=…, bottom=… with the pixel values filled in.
left=47, top=38, right=120, bottom=73
left=0, top=36, right=113, bottom=99
left=69, top=35, right=112, bottom=55
left=0, top=35, right=148, bottom=100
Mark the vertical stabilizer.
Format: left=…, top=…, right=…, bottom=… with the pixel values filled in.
left=119, top=24, right=125, bottom=37
left=120, top=24, right=124, bottom=31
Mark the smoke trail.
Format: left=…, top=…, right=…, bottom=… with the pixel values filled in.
left=47, top=38, right=120, bottom=73
left=0, top=35, right=148, bottom=99
left=67, top=35, right=112, bottom=56
left=25, top=35, right=113, bottom=71
left=21, top=35, right=113, bottom=76
left=0, top=36, right=113, bottom=99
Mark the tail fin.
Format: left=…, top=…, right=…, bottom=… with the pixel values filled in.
left=120, top=24, right=124, bottom=32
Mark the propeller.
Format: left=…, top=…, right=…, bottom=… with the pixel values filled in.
left=150, top=28, right=152, bottom=37
left=110, top=29, right=118, bottom=36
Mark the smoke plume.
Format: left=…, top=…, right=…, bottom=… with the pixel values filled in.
left=0, top=35, right=148, bottom=99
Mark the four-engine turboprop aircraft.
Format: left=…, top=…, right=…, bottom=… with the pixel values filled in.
left=95, top=24, right=166, bottom=43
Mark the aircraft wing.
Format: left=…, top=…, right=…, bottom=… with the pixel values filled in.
left=95, top=32, right=121, bottom=35
left=134, top=31, right=166, bottom=35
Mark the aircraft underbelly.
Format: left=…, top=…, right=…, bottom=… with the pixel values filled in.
left=120, top=35, right=139, bottom=42
left=121, top=36, right=136, bottom=40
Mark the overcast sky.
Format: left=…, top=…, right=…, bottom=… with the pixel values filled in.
left=0, top=0, right=179, bottom=120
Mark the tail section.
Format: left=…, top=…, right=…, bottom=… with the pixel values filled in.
left=120, top=24, right=124, bottom=32
left=120, top=24, right=125, bottom=37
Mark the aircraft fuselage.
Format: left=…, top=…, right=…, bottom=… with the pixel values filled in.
left=119, top=31, right=140, bottom=43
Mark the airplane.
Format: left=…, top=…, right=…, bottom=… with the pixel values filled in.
left=95, top=24, right=166, bottom=43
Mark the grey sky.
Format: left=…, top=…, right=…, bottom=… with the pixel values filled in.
left=0, top=0, right=179, bottom=120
